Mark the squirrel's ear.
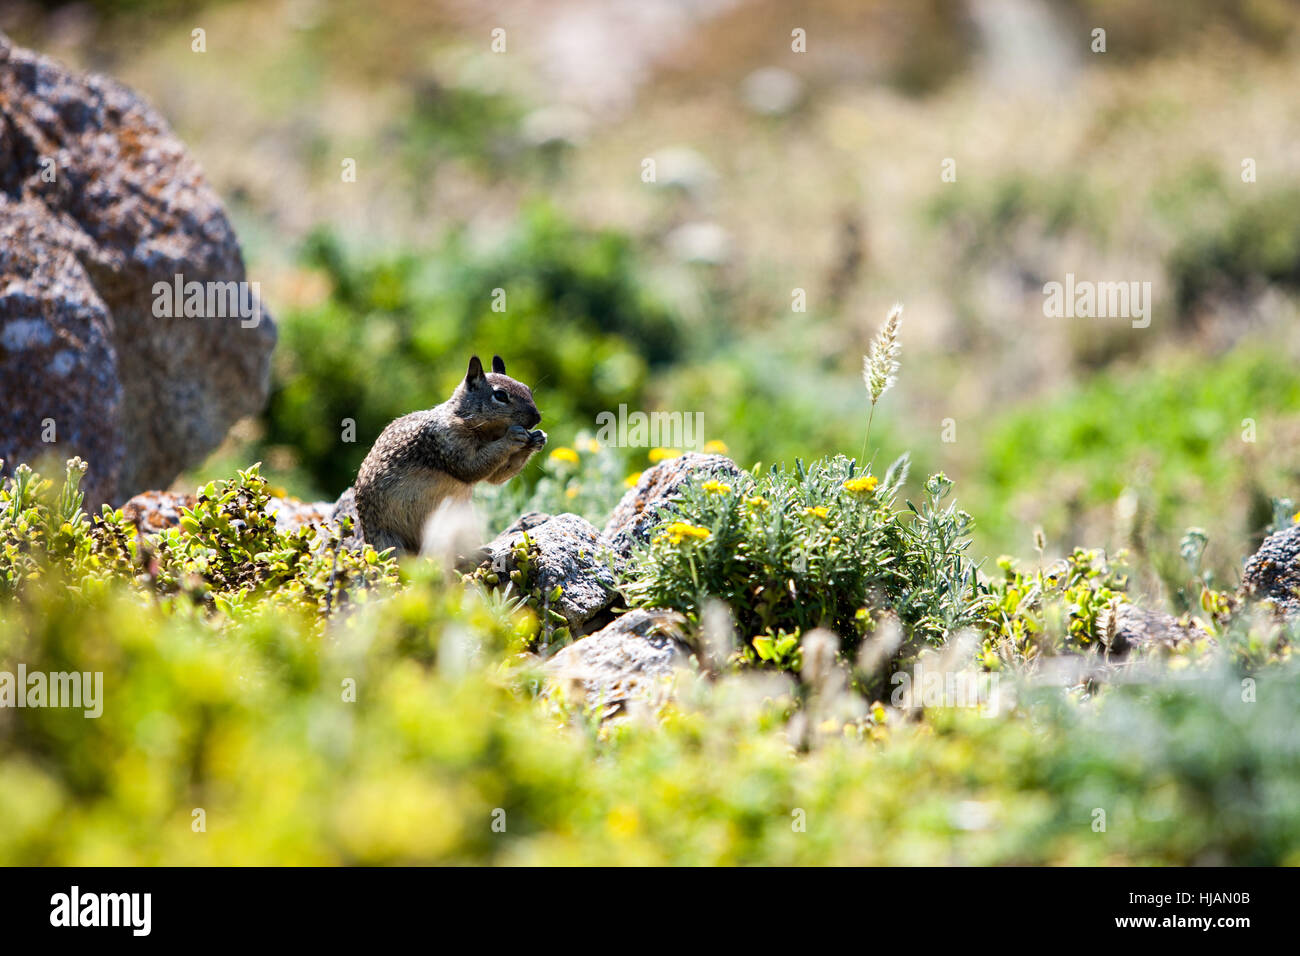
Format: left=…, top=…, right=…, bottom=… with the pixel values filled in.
left=466, top=355, right=485, bottom=386
left=491, top=355, right=506, bottom=375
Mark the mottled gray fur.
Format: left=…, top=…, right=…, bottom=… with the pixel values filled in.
left=352, top=355, right=545, bottom=554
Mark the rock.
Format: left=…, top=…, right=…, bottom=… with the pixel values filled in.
left=1240, top=524, right=1300, bottom=615
left=121, top=491, right=194, bottom=537
left=121, top=489, right=333, bottom=536
left=544, top=609, right=693, bottom=718
left=483, top=512, right=623, bottom=634
left=494, top=510, right=553, bottom=538
left=329, top=487, right=364, bottom=549
left=0, top=33, right=276, bottom=508
left=604, top=453, right=744, bottom=557
left=1109, top=603, right=1201, bottom=656
left=266, top=496, right=334, bottom=533
left=0, top=198, right=123, bottom=505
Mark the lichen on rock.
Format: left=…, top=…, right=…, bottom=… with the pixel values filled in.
left=0, top=32, right=276, bottom=507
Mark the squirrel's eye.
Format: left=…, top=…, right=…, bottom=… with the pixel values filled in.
left=492, top=389, right=509, bottom=404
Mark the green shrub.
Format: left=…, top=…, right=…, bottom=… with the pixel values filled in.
left=983, top=548, right=1133, bottom=667
left=970, top=344, right=1300, bottom=582
left=625, top=454, right=989, bottom=663
left=1168, top=187, right=1300, bottom=314
left=3, top=566, right=1299, bottom=864
left=0, top=458, right=397, bottom=621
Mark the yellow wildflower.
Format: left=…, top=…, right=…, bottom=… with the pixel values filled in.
left=649, top=447, right=680, bottom=463
left=663, top=522, right=711, bottom=545
left=703, top=439, right=729, bottom=454
left=843, top=475, right=879, bottom=495
left=624, top=471, right=643, bottom=488
left=607, top=805, right=641, bottom=838
left=701, top=480, right=731, bottom=495
left=549, top=447, right=580, bottom=466
left=580, top=437, right=603, bottom=453
left=804, top=506, right=829, bottom=520
left=565, top=486, right=579, bottom=500
left=745, top=495, right=769, bottom=510
left=1293, top=510, right=1300, bottom=524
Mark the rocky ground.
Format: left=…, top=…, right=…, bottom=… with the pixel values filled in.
left=118, top=450, right=1300, bottom=714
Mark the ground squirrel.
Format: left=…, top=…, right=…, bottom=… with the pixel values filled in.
left=347, top=355, right=546, bottom=554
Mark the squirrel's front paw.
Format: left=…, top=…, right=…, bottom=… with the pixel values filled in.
left=503, top=424, right=532, bottom=447
left=526, top=428, right=547, bottom=449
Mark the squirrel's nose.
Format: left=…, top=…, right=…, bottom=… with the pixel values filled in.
left=529, top=410, right=542, bottom=427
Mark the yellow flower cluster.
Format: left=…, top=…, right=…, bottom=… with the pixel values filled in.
left=843, top=475, right=879, bottom=495
left=661, top=522, right=711, bottom=545
left=804, top=506, right=829, bottom=520
left=548, top=447, right=580, bottom=466
left=624, top=471, right=643, bottom=488
left=701, top=480, right=731, bottom=495
left=702, top=440, right=729, bottom=454
left=744, top=495, right=769, bottom=511
left=649, top=447, right=681, bottom=463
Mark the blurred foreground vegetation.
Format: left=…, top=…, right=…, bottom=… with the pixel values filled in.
left=2, top=455, right=1296, bottom=864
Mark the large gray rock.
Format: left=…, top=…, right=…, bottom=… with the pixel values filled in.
left=0, top=33, right=276, bottom=507
left=1240, top=524, right=1300, bottom=616
left=483, top=512, right=624, bottom=633
left=544, top=608, right=693, bottom=717
left=604, top=453, right=744, bottom=556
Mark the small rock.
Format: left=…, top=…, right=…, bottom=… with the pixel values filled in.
left=1110, top=603, right=1201, bottom=656
left=483, top=512, right=624, bottom=633
left=604, top=453, right=744, bottom=557
left=329, top=487, right=363, bottom=548
left=267, top=496, right=333, bottom=533
left=121, top=489, right=334, bottom=536
left=1240, top=524, right=1300, bottom=616
left=121, top=491, right=195, bottom=536
left=544, top=608, right=693, bottom=718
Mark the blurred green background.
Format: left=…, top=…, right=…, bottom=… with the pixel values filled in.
left=9, top=0, right=1300, bottom=598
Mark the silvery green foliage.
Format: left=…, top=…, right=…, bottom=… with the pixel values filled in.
left=625, top=453, right=988, bottom=671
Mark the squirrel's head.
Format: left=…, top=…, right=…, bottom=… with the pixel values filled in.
left=453, top=354, right=542, bottom=433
